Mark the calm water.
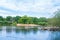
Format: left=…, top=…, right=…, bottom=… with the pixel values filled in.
left=0, top=26, right=60, bottom=40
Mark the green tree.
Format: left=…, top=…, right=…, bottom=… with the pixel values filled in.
left=0, top=16, right=4, bottom=25
left=18, top=15, right=33, bottom=24
left=0, top=16, right=4, bottom=21
left=31, top=17, right=38, bottom=24
left=13, top=16, right=21, bottom=23
left=48, top=10, right=60, bottom=27
left=53, top=10, right=60, bottom=27
left=18, top=15, right=28, bottom=24
left=39, top=17, right=47, bottom=22
left=6, top=16, right=12, bottom=21
left=38, top=17, right=47, bottom=26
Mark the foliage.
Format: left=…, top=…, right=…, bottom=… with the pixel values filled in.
left=31, top=17, right=39, bottom=24
left=6, top=16, right=12, bottom=21
left=38, top=17, right=48, bottom=26
left=38, top=22, right=47, bottom=26
left=12, top=22, right=17, bottom=26
left=0, top=10, right=60, bottom=27
left=0, top=16, right=4, bottom=21
left=53, top=10, right=60, bottom=27
left=48, top=10, right=60, bottom=27
left=39, top=17, right=47, bottom=22
left=0, top=15, right=48, bottom=26
left=13, top=16, right=21, bottom=23
left=18, top=15, right=33, bottom=24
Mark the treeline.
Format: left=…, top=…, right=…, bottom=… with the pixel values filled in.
left=0, top=9, right=60, bottom=26
left=0, top=15, right=48, bottom=26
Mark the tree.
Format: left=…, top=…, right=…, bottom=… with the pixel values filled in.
left=13, top=16, right=21, bottom=23
left=0, top=16, right=4, bottom=25
left=53, top=10, right=60, bottom=27
left=39, top=17, right=47, bottom=22
left=0, top=16, right=4, bottom=21
left=6, top=16, right=12, bottom=21
left=18, top=15, right=33, bottom=24
left=48, top=10, right=60, bottom=27
left=38, top=17, right=47, bottom=26
left=31, top=17, right=38, bottom=24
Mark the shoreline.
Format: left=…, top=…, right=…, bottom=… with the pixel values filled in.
left=16, top=24, right=40, bottom=27
left=0, top=24, right=60, bottom=31
left=40, top=27, right=60, bottom=31
left=16, top=24, right=60, bottom=31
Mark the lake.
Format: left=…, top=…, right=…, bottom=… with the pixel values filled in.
left=0, top=26, right=60, bottom=40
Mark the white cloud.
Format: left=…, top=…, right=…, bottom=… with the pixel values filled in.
left=0, top=0, right=60, bottom=17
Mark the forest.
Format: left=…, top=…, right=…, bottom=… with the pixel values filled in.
left=0, top=10, right=60, bottom=27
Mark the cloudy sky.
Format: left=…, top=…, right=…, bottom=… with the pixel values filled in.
left=0, top=0, right=60, bottom=18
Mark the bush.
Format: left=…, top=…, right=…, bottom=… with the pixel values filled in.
left=12, top=22, right=17, bottom=26
left=38, top=22, right=47, bottom=26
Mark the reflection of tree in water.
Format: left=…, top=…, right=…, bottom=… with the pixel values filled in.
left=15, top=28, right=20, bottom=33
left=6, top=27, right=12, bottom=33
left=5, top=26, right=38, bottom=34
left=0, top=29, right=2, bottom=32
left=32, top=27, right=38, bottom=34
left=54, top=31, right=60, bottom=40
left=15, top=27, right=38, bottom=34
left=49, top=31, right=60, bottom=40
left=18, top=29, right=31, bottom=34
left=0, top=27, right=2, bottom=32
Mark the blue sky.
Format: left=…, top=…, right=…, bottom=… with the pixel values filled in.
left=0, top=0, right=60, bottom=18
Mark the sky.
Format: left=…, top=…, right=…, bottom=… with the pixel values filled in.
left=0, top=0, right=60, bottom=18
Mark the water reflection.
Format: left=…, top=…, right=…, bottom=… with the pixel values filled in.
left=49, top=31, right=60, bottom=40
left=0, top=26, right=60, bottom=40
left=14, top=27, right=38, bottom=34
left=0, top=28, right=2, bottom=32
left=6, top=27, right=12, bottom=33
